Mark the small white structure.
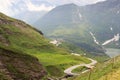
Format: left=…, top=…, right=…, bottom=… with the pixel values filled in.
left=71, top=53, right=81, bottom=56
left=50, top=39, right=61, bottom=46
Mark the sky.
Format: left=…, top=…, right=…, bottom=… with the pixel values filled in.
left=0, top=0, right=106, bottom=16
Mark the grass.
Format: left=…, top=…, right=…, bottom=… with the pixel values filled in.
left=69, top=56, right=120, bottom=80
left=0, top=13, right=91, bottom=78
left=0, top=73, right=9, bottom=80
left=31, top=53, right=90, bottom=77
left=72, top=66, right=88, bottom=73
left=32, top=53, right=90, bottom=66
left=99, top=68, right=120, bottom=80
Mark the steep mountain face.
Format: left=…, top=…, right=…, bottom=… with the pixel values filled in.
left=83, top=0, right=120, bottom=46
left=35, top=3, right=83, bottom=26
left=34, top=0, right=120, bottom=54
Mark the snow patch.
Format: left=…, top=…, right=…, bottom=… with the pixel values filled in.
left=89, top=32, right=100, bottom=45
left=114, top=34, right=119, bottom=41
left=78, top=13, right=82, bottom=19
left=102, top=38, right=114, bottom=46
left=102, top=34, right=120, bottom=46
left=110, top=27, right=113, bottom=31
left=77, top=9, right=82, bottom=20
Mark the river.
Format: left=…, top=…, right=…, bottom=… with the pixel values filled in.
left=105, top=48, right=120, bottom=58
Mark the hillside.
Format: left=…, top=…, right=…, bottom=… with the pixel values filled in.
left=34, top=0, right=120, bottom=57
left=35, top=3, right=82, bottom=26
left=0, top=47, right=46, bottom=80
left=70, top=55, right=120, bottom=80
left=34, top=3, right=108, bottom=56
left=83, top=0, right=120, bottom=47
left=0, top=12, right=91, bottom=79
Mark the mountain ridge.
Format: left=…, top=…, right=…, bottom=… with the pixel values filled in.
left=34, top=0, right=120, bottom=54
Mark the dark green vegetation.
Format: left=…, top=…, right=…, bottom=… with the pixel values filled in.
left=69, top=55, right=120, bottom=80
left=0, top=12, right=90, bottom=79
left=34, top=0, right=120, bottom=58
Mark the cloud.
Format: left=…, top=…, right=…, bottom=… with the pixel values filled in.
left=0, top=0, right=27, bottom=16
left=26, top=1, right=55, bottom=11
left=0, top=0, right=106, bottom=16
left=0, top=0, right=15, bottom=16
left=45, top=0, right=106, bottom=6
left=0, top=0, right=55, bottom=16
left=79, top=0, right=106, bottom=5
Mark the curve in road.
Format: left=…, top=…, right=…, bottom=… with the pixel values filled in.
left=64, top=58, right=97, bottom=76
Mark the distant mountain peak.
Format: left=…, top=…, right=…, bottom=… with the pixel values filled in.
left=34, top=2, right=82, bottom=26
left=58, top=3, right=79, bottom=8
left=34, top=0, right=120, bottom=53
left=64, top=3, right=78, bottom=6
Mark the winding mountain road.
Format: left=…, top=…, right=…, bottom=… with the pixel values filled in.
left=64, top=58, right=97, bottom=76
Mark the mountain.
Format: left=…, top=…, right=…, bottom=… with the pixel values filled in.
left=0, top=12, right=92, bottom=79
left=35, top=3, right=82, bottom=26
left=34, top=3, right=105, bottom=54
left=34, top=0, right=120, bottom=54
left=83, top=0, right=120, bottom=47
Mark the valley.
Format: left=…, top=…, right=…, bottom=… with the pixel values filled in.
left=0, top=0, right=120, bottom=80
left=0, top=12, right=91, bottom=79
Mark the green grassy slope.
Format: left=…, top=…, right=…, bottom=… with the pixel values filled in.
left=70, top=55, right=120, bottom=80
left=0, top=13, right=90, bottom=78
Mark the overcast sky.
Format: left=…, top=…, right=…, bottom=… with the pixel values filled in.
left=0, top=0, right=106, bottom=16
left=45, top=0, right=106, bottom=5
